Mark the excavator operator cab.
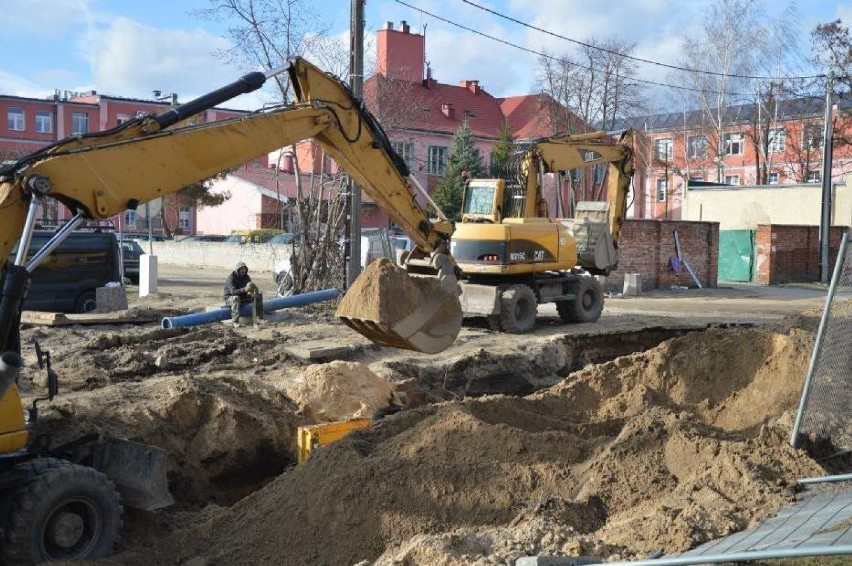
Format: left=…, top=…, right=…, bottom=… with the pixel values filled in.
left=461, top=179, right=504, bottom=224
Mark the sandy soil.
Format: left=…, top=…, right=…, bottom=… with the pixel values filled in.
left=13, top=266, right=838, bottom=565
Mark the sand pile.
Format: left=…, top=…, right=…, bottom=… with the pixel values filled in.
left=115, top=327, right=823, bottom=566
left=277, top=360, right=394, bottom=422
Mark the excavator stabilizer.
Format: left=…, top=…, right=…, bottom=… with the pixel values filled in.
left=337, top=257, right=462, bottom=354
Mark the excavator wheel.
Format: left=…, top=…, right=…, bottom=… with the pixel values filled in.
left=2, top=458, right=122, bottom=564
left=498, top=284, right=537, bottom=333
left=557, top=276, right=604, bottom=323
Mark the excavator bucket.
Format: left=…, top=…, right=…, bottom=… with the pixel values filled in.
left=92, top=438, right=174, bottom=511
left=337, top=256, right=462, bottom=354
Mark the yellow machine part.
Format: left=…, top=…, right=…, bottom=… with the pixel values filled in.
left=0, top=384, right=28, bottom=452
left=297, top=418, right=372, bottom=464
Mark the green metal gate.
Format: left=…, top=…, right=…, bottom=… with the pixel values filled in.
left=718, top=230, right=754, bottom=282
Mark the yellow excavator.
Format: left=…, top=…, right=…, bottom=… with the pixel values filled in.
left=452, top=130, right=635, bottom=332
left=0, top=58, right=459, bottom=563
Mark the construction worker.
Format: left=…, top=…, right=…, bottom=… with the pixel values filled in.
left=223, top=261, right=265, bottom=327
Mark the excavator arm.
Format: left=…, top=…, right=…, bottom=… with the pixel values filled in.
left=0, top=57, right=461, bottom=362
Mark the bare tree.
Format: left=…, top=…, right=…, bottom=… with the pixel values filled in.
left=537, top=37, right=648, bottom=134
left=194, top=0, right=348, bottom=293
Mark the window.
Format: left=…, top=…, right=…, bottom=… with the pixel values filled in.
left=124, top=209, right=137, bottom=227
left=71, top=112, right=89, bottom=134
left=392, top=140, right=414, bottom=169
left=803, top=124, right=823, bottom=151
left=427, top=145, right=448, bottom=176
left=724, top=174, right=740, bottom=185
left=179, top=206, right=192, bottom=230
left=687, top=135, right=707, bottom=159
left=7, top=108, right=24, bottom=131
left=806, top=171, right=821, bottom=184
left=116, top=114, right=131, bottom=125
left=724, top=132, right=744, bottom=155
left=656, top=178, right=667, bottom=201
left=654, top=138, right=673, bottom=161
left=35, top=110, right=52, bottom=133
left=767, top=172, right=779, bottom=184
left=768, top=128, right=785, bottom=153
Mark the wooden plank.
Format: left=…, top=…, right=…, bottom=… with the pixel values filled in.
left=21, top=311, right=157, bottom=326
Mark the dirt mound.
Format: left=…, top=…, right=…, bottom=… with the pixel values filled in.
left=276, top=361, right=394, bottom=422
left=112, top=327, right=822, bottom=566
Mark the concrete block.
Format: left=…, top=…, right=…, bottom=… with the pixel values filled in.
left=516, top=556, right=601, bottom=566
left=623, top=273, right=642, bottom=297
left=96, top=285, right=128, bottom=312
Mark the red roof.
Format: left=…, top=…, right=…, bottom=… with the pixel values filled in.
left=364, top=75, right=572, bottom=141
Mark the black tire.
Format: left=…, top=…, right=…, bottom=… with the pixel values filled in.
left=2, top=458, right=122, bottom=564
left=557, top=276, right=604, bottom=323
left=75, top=290, right=97, bottom=313
left=498, top=284, right=537, bottom=333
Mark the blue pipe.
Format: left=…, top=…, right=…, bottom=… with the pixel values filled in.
left=161, top=288, right=339, bottom=329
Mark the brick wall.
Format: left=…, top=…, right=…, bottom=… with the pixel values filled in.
left=605, top=219, right=719, bottom=292
left=754, top=224, right=848, bottom=284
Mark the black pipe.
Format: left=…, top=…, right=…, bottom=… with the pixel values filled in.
left=154, top=71, right=268, bottom=129
left=0, top=265, right=29, bottom=354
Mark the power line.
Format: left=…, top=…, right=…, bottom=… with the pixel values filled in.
left=393, top=0, right=756, bottom=98
left=459, top=0, right=824, bottom=82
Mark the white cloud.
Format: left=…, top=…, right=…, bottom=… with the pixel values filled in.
left=0, top=69, right=55, bottom=99
left=3, top=0, right=93, bottom=39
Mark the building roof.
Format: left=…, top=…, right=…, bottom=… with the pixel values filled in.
left=364, top=74, right=566, bottom=141
left=611, top=96, right=852, bottom=134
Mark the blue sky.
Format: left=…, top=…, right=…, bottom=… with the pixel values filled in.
left=1, top=0, right=849, bottom=111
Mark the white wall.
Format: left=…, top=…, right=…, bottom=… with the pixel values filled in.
left=146, top=241, right=292, bottom=272
left=682, top=174, right=852, bottom=230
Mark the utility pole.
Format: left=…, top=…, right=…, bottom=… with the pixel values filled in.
left=819, top=75, right=835, bottom=284
left=345, top=0, right=365, bottom=288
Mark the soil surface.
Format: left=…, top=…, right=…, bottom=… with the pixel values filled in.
left=14, top=265, right=836, bottom=565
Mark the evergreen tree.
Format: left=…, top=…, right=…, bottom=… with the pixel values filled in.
left=489, top=120, right=515, bottom=178
left=432, top=121, right=485, bottom=219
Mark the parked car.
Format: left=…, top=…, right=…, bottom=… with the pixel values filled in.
left=179, top=234, right=228, bottom=242
left=119, top=239, right=144, bottom=283
left=15, top=230, right=121, bottom=313
left=267, top=232, right=296, bottom=245
left=125, top=233, right=170, bottom=242
left=225, top=229, right=285, bottom=244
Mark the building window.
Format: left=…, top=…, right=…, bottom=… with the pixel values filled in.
left=768, top=128, right=785, bottom=153
left=72, top=112, right=89, bottom=134
left=392, top=140, right=414, bottom=169
left=724, top=133, right=744, bottom=155
left=724, top=174, right=740, bottom=185
left=687, top=135, right=707, bottom=159
left=803, top=124, right=823, bottom=151
left=124, top=209, right=137, bottom=227
left=179, top=206, right=192, bottom=230
left=656, top=178, right=667, bottom=201
left=767, top=172, right=779, bottom=184
left=806, top=171, right=821, bottom=184
left=116, top=114, right=131, bottom=125
left=654, top=138, right=673, bottom=161
left=7, top=108, right=24, bottom=131
left=427, top=145, right=448, bottom=176
left=35, top=110, right=52, bottom=133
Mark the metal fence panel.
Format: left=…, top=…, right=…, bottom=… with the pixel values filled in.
left=791, top=231, right=852, bottom=472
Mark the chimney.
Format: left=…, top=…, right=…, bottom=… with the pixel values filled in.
left=376, top=21, right=425, bottom=81
left=461, top=80, right=480, bottom=95
left=441, top=103, right=455, bottom=119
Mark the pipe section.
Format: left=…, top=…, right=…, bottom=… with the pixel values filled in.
left=161, top=288, right=339, bottom=329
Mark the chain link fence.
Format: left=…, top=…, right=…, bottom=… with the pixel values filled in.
left=790, top=231, right=851, bottom=473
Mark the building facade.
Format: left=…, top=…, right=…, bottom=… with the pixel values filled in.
left=621, top=97, right=852, bottom=220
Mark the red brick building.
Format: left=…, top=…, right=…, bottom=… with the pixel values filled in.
left=1, top=89, right=246, bottom=234
left=618, top=97, right=852, bottom=220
